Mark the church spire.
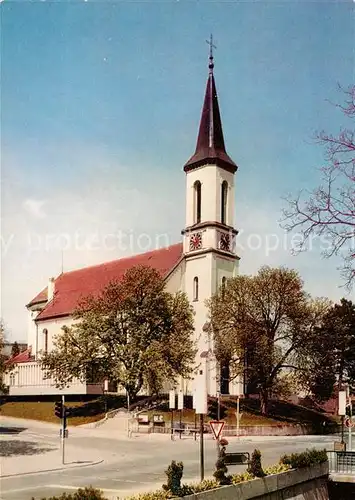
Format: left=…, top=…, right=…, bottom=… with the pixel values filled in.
left=184, top=37, right=237, bottom=173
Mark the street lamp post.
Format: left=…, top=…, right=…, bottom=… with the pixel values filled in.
left=195, top=355, right=208, bottom=482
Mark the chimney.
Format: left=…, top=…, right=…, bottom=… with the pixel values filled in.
left=47, top=277, right=55, bottom=302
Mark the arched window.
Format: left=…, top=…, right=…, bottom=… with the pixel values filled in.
left=43, top=328, right=48, bottom=354
left=193, top=276, right=199, bottom=301
left=221, top=181, right=228, bottom=224
left=221, top=276, right=227, bottom=297
left=194, top=181, right=201, bottom=224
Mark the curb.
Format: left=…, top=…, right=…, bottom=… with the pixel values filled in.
left=1, top=458, right=104, bottom=479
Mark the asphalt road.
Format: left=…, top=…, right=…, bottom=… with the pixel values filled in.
left=0, top=418, right=340, bottom=500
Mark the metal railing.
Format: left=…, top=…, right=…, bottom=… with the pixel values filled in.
left=327, top=450, right=355, bottom=474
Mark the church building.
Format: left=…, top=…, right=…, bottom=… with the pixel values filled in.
left=5, top=49, right=243, bottom=398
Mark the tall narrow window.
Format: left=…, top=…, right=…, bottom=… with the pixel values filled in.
left=221, top=181, right=228, bottom=224
left=194, top=181, right=201, bottom=224
left=221, top=276, right=227, bottom=297
left=43, top=329, right=48, bottom=354
left=193, top=276, right=199, bottom=301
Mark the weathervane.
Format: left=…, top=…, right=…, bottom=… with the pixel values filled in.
left=206, top=34, right=216, bottom=73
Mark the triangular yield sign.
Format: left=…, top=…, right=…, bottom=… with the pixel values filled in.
left=209, top=420, right=225, bottom=440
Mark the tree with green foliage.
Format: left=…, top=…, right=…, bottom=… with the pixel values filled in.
left=208, top=266, right=329, bottom=415
left=305, top=298, right=355, bottom=400
left=40, top=265, right=196, bottom=402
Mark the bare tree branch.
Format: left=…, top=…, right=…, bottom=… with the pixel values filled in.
left=281, top=85, right=355, bottom=289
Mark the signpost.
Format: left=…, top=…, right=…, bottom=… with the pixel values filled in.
left=58, top=395, right=66, bottom=464
left=54, top=396, right=68, bottom=464
left=224, top=452, right=250, bottom=466
left=178, top=391, right=183, bottom=439
left=169, top=389, right=176, bottom=441
left=346, top=414, right=353, bottom=451
left=236, top=395, right=241, bottom=438
left=209, top=420, right=225, bottom=441
left=339, top=390, right=347, bottom=445
left=195, top=359, right=208, bottom=482
left=345, top=417, right=353, bottom=428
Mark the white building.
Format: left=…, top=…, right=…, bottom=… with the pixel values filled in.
left=5, top=52, right=243, bottom=398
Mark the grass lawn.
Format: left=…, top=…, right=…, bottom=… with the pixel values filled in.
left=0, top=396, right=337, bottom=431
left=147, top=408, right=278, bottom=427
left=0, top=401, right=105, bottom=426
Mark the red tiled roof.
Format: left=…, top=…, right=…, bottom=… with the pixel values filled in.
left=27, top=288, right=48, bottom=306
left=34, top=243, right=183, bottom=322
left=6, top=348, right=33, bottom=365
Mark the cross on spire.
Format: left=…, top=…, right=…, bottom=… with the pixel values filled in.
left=206, top=34, right=216, bottom=73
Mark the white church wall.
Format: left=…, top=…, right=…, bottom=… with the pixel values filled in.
left=185, top=165, right=219, bottom=227
left=213, top=255, right=239, bottom=294
left=27, top=309, right=40, bottom=357
left=185, top=253, right=213, bottom=352
left=36, top=316, right=74, bottom=357
left=216, top=168, right=235, bottom=226
left=165, top=259, right=185, bottom=294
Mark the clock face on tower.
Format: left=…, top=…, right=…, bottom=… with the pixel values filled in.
left=189, top=232, right=202, bottom=251
left=219, top=232, right=231, bottom=252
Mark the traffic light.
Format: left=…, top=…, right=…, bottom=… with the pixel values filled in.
left=208, top=399, right=227, bottom=420
left=64, top=406, right=72, bottom=418
left=54, top=401, right=63, bottom=419
left=346, top=404, right=352, bottom=417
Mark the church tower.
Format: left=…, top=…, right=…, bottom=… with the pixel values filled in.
left=182, top=41, right=241, bottom=396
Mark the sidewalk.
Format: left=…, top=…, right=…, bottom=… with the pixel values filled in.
left=1, top=439, right=103, bottom=478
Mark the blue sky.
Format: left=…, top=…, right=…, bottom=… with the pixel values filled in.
left=2, top=1, right=354, bottom=341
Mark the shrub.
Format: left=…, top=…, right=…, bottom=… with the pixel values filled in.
left=280, top=448, right=328, bottom=469
left=231, top=471, right=254, bottom=484
left=162, top=460, right=184, bottom=496
left=248, top=449, right=265, bottom=478
left=264, top=463, right=291, bottom=475
left=32, top=486, right=108, bottom=500
left=124, top=492, right=169, bottom=500
left=213, top=443, right=232, bottom=485
left=188, top=479, right=219, bottom=493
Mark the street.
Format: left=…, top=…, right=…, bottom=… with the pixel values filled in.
left=0, top=417, right=341, bottom=500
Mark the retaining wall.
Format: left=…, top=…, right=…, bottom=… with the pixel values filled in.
left=184, top=463, right=329, bottom=500
left=149, top=424, right=316, bottom=436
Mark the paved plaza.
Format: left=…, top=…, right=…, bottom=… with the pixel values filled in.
left=0, top=416, right=342, bottom=500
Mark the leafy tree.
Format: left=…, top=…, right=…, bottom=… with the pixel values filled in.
left=305, top=298, right=355, bottom=400
left=282, top=85, right=355, bottom=289
left=11, top=341, right=20, bottom=358
left=40, top=265, right=196, bottom=402
left=208, top=266, right=328, bottom=415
